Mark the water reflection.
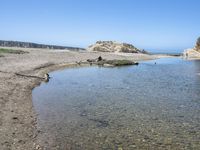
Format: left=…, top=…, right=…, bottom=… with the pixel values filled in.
left=194, top=60, right=200, bottom=74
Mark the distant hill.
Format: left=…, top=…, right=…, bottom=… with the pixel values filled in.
left=87, top=41, right=148, bottom=53
left=0, top=40, right=85, bottom=51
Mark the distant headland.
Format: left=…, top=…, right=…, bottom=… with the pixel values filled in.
left=0, top=40, right=85, bottom=51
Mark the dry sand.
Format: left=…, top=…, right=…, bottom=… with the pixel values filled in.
left=0, top=47, right=171, bottom=150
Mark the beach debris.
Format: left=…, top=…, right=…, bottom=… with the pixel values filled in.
left=15, top=73, right=47, bottom=81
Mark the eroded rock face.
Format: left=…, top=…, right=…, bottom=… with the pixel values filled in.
left=88, top=41, right=146, bottom=53
left=195, top=37, right=200, bottom=51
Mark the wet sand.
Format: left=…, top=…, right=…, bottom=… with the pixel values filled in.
left=0, top=47, right=171, bottom=149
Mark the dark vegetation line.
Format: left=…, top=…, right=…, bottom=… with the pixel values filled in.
left=0, top=48, right=28, bottom=54
left=0, top=40, right=85, bottom=51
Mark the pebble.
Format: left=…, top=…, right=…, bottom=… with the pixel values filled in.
left=129, top=145, right=136, bottom=148
left=36, top=145, right=41, bottom=149
left=118, top=147, right=123, bottom=150
left=12, top=117, right=18, bottom=120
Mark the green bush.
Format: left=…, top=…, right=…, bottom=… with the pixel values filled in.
left=0, top=48, right=28, bottom=54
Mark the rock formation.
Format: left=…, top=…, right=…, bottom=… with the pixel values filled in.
left=195, top=37, right=200, bottom=51
left=88, top=41, right=147, bottom=53
left=183, top=37, right=200, bottom=58
left=83, top=56, right=139, bottom=66
left=0, top=40, right=85, bottom=51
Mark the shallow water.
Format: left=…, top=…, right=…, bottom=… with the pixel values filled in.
left=32, top=58, right=200, bottom=149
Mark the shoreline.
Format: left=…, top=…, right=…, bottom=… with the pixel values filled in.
left=0, top=47, right=177, bottom=149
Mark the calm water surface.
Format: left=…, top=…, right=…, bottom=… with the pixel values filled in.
left=32, top=58, right=200, bottom=149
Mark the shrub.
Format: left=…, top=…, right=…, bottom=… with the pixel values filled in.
left=0, top=48, right=28, bottom=54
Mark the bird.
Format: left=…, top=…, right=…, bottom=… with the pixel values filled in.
left=44, top=73, right=50, bottom=82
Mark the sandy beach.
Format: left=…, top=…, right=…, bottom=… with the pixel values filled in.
left=1, top=0, right=200, bottom=149
left=0, top=47, right=173, bottom=149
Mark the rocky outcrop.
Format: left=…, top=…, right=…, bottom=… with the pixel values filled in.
left=0, top=40, right=85, bottom=51
left=195, top=37, right=200, bottom=51
left=76, top=56, right=139, bottom=67
left=183, top=37, right=200, bottom=58
left=88, top=41, right=147, bottom=53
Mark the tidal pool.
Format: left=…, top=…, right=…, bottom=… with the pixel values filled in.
left=32, top=58, right=200, bottom=149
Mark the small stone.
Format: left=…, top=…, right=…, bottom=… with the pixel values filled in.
left=144, top=135, right=150, bottom=140
left=36, top=145, right=40, bottom=149
left=12, top=117, right=18, bottom=120
left=129, top=145, right=136, bottom=148
left=164, top=138, right=172, bottom=145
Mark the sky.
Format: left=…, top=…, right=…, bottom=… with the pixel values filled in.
left=0, top=0, right=200, bottom=51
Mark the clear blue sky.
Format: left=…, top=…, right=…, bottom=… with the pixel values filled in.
left=0, top=0, right=200, bottom=51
